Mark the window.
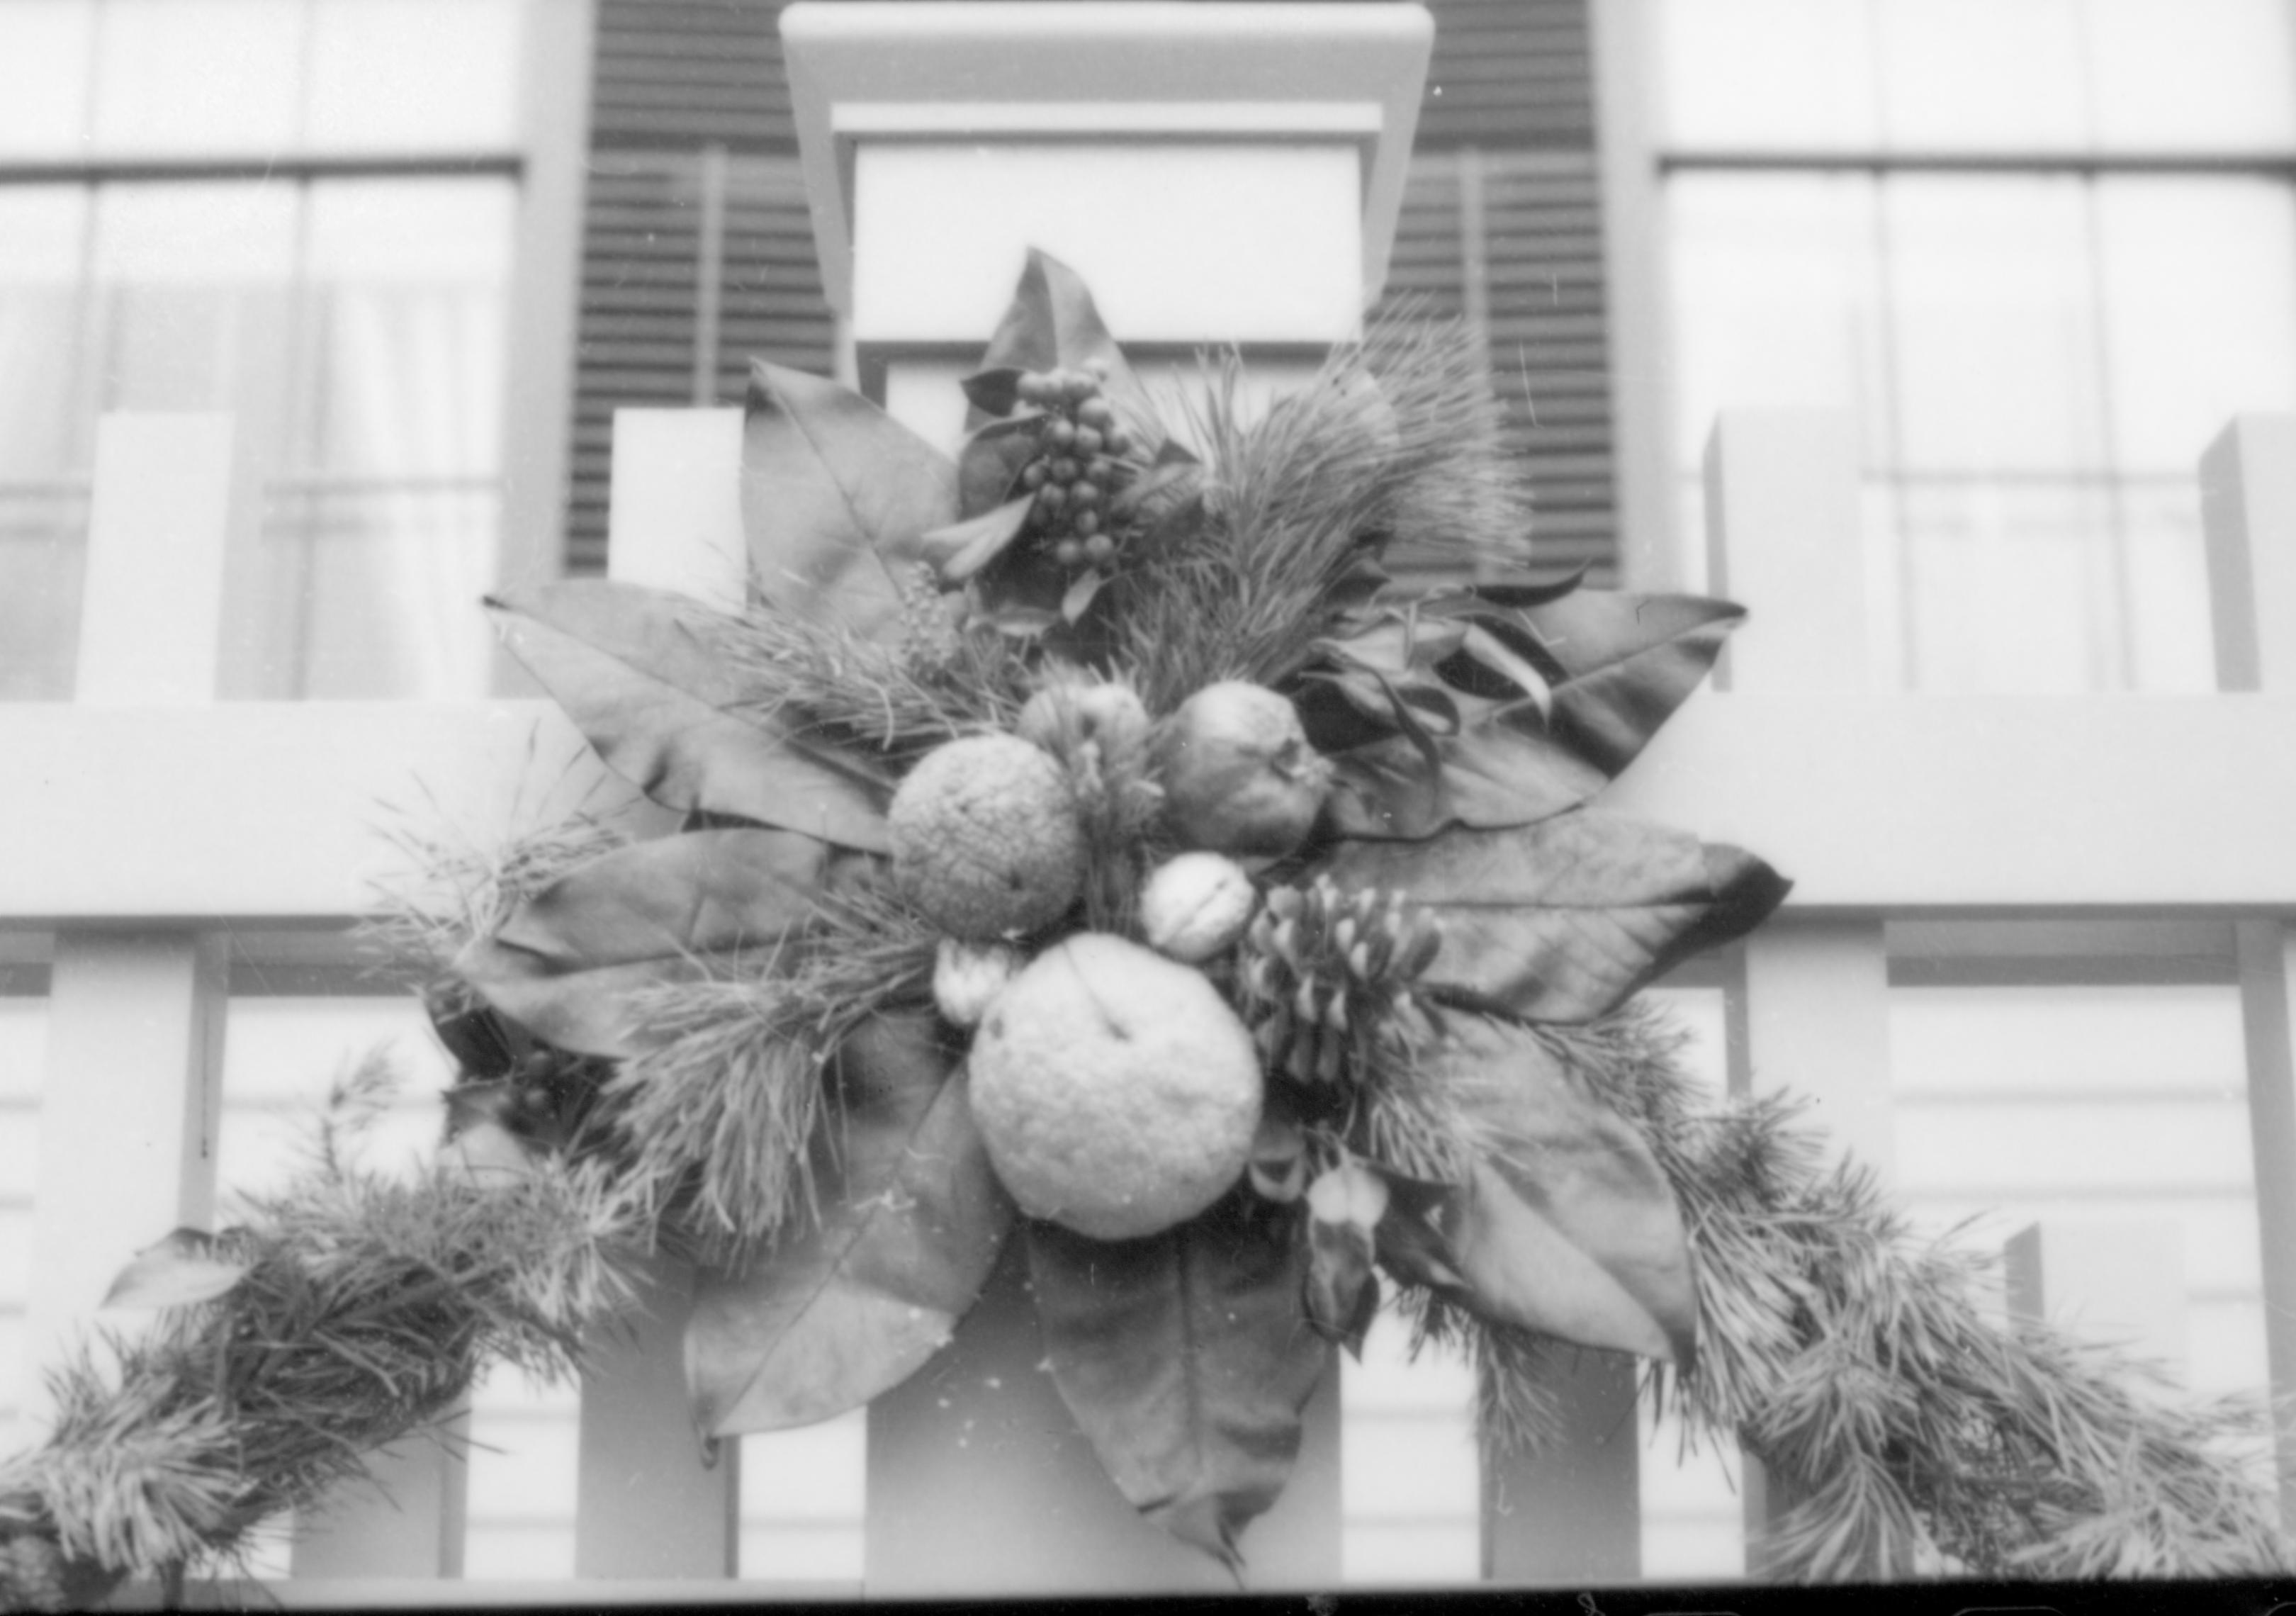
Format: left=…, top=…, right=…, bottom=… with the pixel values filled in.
left=0, top=0, right=525, bottom=700
left=1653, top=0, right=2296, bottom=692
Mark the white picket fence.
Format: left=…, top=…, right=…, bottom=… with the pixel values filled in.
left=2, top=402, right=2293, bottom=1600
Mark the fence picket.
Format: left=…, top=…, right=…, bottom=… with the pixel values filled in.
left=20, top=417, right=244, bottom=1437
left=1701, top=410, right=1900, bottom=1575
left=2207, top=415, right=2296, bottom=1530
left=568, top=409, right=751, bottom=1577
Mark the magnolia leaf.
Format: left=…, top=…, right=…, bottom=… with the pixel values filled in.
left=1307, top=585, right=1744, bottom=837
left=457, top=829, right=829, bottom=1057
left=1028, top=1199, right=1327, bottom=1575
left=1512, top=590, right=1745, bottom=775
left=103, top=1228, right=248, bottom=1311
left=1307, top=612, right=1606, bottom=838
left=1457, top=622, right=1555, bottom=719
left=960, top=366, right=1028, bottom=416
left=1324, top=808, right=1790, bottom=1021
left=920, top=497, right=1034, bottom=583
left=1304, top=1219, right=1380, bottom=1360
left=1457, top=566, right=1592, bottom=611
left=743, top=361, right=958, bottom=643
left=1323, top=721, right=1610, bottom=841
left=687, top=1016, right=1013, bottom=1436
left=957, top=415, right=1045, bottom=521
left=973, top=248, right=1163, bottom=449
left=424, top=989, right=525, bottom=1078
left=489, top=580, right=893, bottom=851
left=1380, top=1014, right=1698, bottom=1367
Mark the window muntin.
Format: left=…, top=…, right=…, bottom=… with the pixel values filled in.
left=1656, top=1, right=2296, bottom=692
left=0, top=0, right=524, bottom=700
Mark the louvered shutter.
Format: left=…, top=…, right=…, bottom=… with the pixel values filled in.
left=568, top=0, right=1616, bottom=584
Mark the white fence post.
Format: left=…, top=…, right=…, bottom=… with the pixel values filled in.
left=570, top=408, right=750, bottom=1579
left=1702, top=410, right=1896, bottom=1576
left=19, top=417, right=244, bottom=1440
left=2004, top=1223, right=2189, bottom=1379
left=2205, top=415, right=2296, bottom=1530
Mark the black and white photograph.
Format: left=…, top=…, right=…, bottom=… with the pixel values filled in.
left=0, top=1, right=2292, bottom=1606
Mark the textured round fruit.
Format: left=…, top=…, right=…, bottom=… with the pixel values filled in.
left=1020, top=461, right=1048, bottom=490
left=1046, top=417, right=1076, bottom=449
left=969, top=933, right=1263, bottom=1240
left=1069, top=481, right=1101, bottom=509
left=1073, top=427, right=1104, bottom=457
left=1154, top=682, right=1334, bottom=859
left=1082, top=532, right=1115, bottom=566
left=1053, top=538, right=1083, bottom=568
left=1037, top=484, right=1069, bottom=515
left=1139, top=851, right=1257, bottom=962
left=1072, top=510, right=1101, bottom=538
left=890, top=735, right=1086, bottom=939
left=1078, top=398, right=1115, bottom=430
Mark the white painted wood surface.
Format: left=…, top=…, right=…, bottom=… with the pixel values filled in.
left=2005, top=1223, right=2190, bottom=1381
left=20, top=417, right=242, bottom=1437
left=1699, top=409, right=1895, bottom=1576
left=781, top=1, right=1432, bottom=318
left=582, top=413, right=752, bottom=1578
left=2210, top=415, right=2296, bottom=1530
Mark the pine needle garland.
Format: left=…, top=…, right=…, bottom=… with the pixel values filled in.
left=0, top=1059, right=653, bottom=1609
left=714, top=579, right=1035, bottom=767
left=1454, top=1006, right=2296, bottom=1583
left=1122, top=314, right=1526, bottom=712
left=600, top=875, right=940, bottom=1261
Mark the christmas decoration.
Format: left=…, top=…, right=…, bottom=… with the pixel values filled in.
left=0, top=249, right=2287, bottom=1609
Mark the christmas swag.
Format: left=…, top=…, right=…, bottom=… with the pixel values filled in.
left=0, top=252, right=2287, bottom=1607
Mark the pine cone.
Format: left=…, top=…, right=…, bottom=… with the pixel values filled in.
left=1236, top=875, right=1441, bottom=1089
left=0, top=1534, right=68, bottom=1615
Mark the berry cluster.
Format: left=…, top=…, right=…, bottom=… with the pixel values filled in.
left=1015, top=366, right=1135, bottom=571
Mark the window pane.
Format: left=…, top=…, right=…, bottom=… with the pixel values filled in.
left=1666, top=173, right=1889, bottom=466
left=1872, top=0, right=2089, bottom=151
left=1886, top=177, right=2109, bottom=473
left=2089, top=0, right=2296, bottom=150
left=306, top=0, right=522, bottom=152
left=90, top=0, right=305, bottom=157
left=0, top=1, right=94, bottom=156
left=1898, top=479, right=2120, bottom=692
left=2120, top=481, right=2219, bottom=694
left=0, top=189, right=91, bottom=478
left=252, top=179, right=513, bottom=700
left=2097, top=177, right=2296, bottom=472
left=0, top=189, right=92, bottom=697
left=1892, top=984, right=2265, bottom=1397
left=87, top=183, right=299, bottom=434
left=1657, top=0, right=1880, bottom=148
